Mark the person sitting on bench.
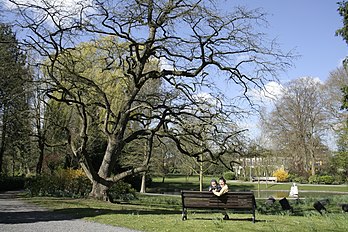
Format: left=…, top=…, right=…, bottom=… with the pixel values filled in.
left=212, top=177, right=228, bottom=196
left=208, top=179, right=221, bottom=192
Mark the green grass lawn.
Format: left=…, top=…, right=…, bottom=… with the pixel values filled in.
left=23, top=194, right=348, bottom=232
left=149, top=175, right=348, bottom=193
left=20, top=175, right=348, bottom=231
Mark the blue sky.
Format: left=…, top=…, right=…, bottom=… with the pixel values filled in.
left=222, top=0, right=348, bottom=143
left=4, top=0, right=345, bottom=83
left=231, top=0, right=347, bottom=83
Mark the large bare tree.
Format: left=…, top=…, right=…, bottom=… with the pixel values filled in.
left=9, top=0, right=292, bottom=199
left=262, top=77, right=330, bottom=176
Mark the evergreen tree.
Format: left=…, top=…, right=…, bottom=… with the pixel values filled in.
left=0, top=23, right=32, bottom=175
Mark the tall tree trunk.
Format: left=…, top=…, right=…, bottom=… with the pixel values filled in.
left=88, top=137, right=118, bottom=200
left=140, top=139, right=147, bottom=193
left=0, top=125, right=6, bottom=174
left=36, top=136, right=45, bottom=174
left=140, top=172, right=146, bottom=193
left=83, top=134, right=150, bottom=199
left=0, top=113, right=7, bottom=174
left=199, top=160, right=203, bottom=192
left=311, top=156, right=316, bottom=176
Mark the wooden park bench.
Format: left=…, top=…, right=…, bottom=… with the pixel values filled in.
left=181, top=190, right=257, bottom=223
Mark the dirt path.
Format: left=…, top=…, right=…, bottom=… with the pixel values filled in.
left=0, top=191, right=142, bottom=232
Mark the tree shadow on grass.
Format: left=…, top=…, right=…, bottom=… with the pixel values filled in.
left=0, top=207, right=180, bottom=224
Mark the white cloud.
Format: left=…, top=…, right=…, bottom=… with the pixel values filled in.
left=191, top=92, right=225, bottom=113
left=159, top=57, right=174, bottom=71
left=5, top=0, right=93, bottom=27
left=194, top=92, right=212, bottom=100
left=250, top=81, right=284, bottom=103
left=5, top=0, right=88, bottom=10
left=193, top=92, right=215, bottom=104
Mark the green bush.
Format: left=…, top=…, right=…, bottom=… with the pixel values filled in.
left=319, top=175, right=335, bottom=184
left=308, top=175, right=337, bottom=184
left=108, top=180, right=136, bottom=202
left=331, top=175, right=344, bottom=184
left=223, top=171, right=236, bottom=180
left=288, top=174, right=308, bottom=184
left=25, top=169, right=91, bottom=197
left=308, top=175, right=319, bottom=184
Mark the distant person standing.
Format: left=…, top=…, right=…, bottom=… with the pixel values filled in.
left=289, top=183, right=299, bottom=198
left=212, top=177, right=228, bottom=196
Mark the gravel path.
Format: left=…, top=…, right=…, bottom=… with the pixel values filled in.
left=0, top=191, right=142, bottom=232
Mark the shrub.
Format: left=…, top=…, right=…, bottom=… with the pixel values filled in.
left=223, top=171, right=236, bottom=180
left=25, top=168, right=91, bottom=197
left=308, top=175, right=336, bottom=184
left=288, top=173, right=308, bottom=184
left=272, top=168, right=289, bottom=182
left=308, top=175, right=319, bottom=184
left=319, top=175, right=335, bottom=184
left=108, top=180, right=136, bottom=202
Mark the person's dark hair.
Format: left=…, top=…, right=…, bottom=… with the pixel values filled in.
left=219, top=177, right=226, bottom=184
left=211, top=179, right=217, bottom=184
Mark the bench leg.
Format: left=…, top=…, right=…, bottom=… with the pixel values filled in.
left=223, top=212, right=229, bottom=220
left=182, top=209, right=187, bottom=221
left=252, top=209, right=256, bottom=223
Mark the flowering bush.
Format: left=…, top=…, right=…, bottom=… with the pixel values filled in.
left=272, top=168, right=289, bottom=182
left=25, top=168, right=91, bottom=197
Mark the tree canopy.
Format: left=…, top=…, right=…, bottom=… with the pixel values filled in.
left=262, top=77, right=330, bottom=176
left=9, top=0, right=293, bottom=199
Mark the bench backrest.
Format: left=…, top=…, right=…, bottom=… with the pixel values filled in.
left=181, top=191, right=256, bottom=210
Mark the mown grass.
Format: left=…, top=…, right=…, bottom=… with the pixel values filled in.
left=23, top=193, right=348, bottom=232
left=20, top=175, right=348, bottom=231
left=149, top=175, right=348, bottom=193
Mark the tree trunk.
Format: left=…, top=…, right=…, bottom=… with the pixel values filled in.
left=0, top=129, right=5, bottom=174
left=311, top=158, right=316, bottom=176
left=89, top=181, right=110, bottom=201
left=36, top=138, right=45, bottom=175
left=140, top=172, right=146, bottom=193
left=0, top=114, right=7, bottom=174
left=199, top=161, right=203, bottom=192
